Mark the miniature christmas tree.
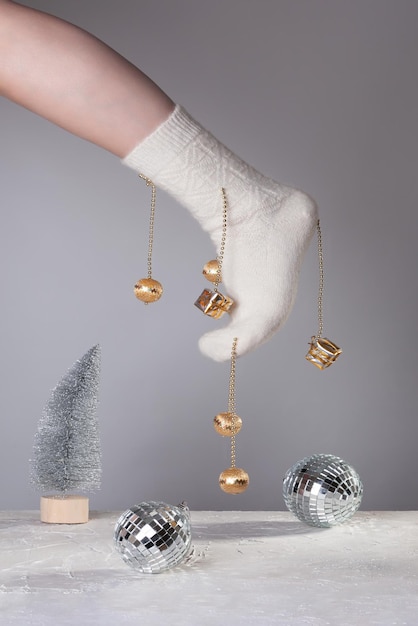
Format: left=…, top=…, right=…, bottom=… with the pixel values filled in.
left=30, top=345, right=102, bottom=523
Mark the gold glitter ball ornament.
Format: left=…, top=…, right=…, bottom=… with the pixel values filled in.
left=203, top=259, right=221, bottom=283
left=134, top=278, right=163, bottom=303
left=213, top=412, right=242, bottom=436
left=219, top=467, right=249, bottom=494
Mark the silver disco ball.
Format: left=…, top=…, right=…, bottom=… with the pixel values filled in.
left=114, top=501, right=192, bottom=573
left=283, top=454, right=363, bottom=527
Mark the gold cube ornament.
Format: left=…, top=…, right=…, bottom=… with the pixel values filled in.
left=306, top=336, right=342, bottom=370
left=194, top=289, right=234, bottom=319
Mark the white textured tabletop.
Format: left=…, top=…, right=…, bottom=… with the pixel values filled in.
left=1, top=511, right=417, bottom=626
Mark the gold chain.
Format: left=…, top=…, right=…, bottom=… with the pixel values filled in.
left=228, top=337, right=238, bottom=468
left=139, top=173, right=157, bottom=280
left=316, top=219, right=324, bottom=338
left=213, top=188, right=228, bottom=292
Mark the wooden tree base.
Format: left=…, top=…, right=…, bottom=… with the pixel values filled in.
left=40, top=495, right=89, bottom=524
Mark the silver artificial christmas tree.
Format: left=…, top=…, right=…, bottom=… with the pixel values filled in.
left=30, top=344, right=102, bottom=523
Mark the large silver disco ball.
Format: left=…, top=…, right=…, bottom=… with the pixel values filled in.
left=114, top=501, right=192, bottom=573
left=283, top=454, right=363, bottom=527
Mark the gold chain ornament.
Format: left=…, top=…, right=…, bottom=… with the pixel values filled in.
left=216, top=338, right=249, bottom=494
left=194, top=188, right=234, bottom=318
left=133, top=174, right=163, bottom=303
left=305, top=219, right=342, bottom=369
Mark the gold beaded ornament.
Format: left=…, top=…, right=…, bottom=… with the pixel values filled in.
left=194, top=188, right=234, bottom=319
left=216, top=338, right=249, bottom=494
left=305, top=220, right=342, bottom=369
left=133, top=174, right=163, bottom=304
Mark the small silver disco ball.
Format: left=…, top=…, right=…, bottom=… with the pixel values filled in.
left=114, top=501, right=192, bottom=573
left=283, top=454, right=363, bottom=527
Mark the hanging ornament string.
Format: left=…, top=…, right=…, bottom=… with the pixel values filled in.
left=194, top=188, right=234, bottom=318
left=228, top=337, right=238, bottom=469
left=134, top=174, right=163, bottom=304
left=216, top=338, right=249, bottom=494
left=305, top=219, right=342, bottom=369
left=316, top=219, right=324, bottom=339
left=212, top=187, right=228, bottom=293
left=140, top=173, right=157, bottom=282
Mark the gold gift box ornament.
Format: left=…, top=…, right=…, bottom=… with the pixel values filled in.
left=305, top=336, right=342, bottom=370
left=194, top=288, right=234, bottom=319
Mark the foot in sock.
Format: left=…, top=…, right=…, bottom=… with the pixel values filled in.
left=123, top=105, right=318, bottom=361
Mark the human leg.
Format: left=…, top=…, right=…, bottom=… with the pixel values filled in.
left=0, top=0, right=174, bottom=155
left=0, top=1, right=317, bottom=361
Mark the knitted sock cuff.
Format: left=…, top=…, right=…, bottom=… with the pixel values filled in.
left=122, top=104, right=202, bottom=177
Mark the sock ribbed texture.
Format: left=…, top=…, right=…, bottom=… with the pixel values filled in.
left=123, top=104, right=318, bottom=361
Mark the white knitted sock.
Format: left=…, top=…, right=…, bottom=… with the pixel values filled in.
left=123, top=104, right=318, bottom=361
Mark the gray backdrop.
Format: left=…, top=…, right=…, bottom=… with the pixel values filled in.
left=1, top=0, right=417, bottom=512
